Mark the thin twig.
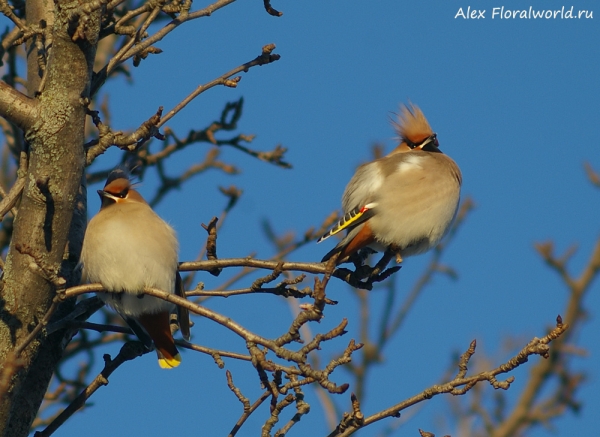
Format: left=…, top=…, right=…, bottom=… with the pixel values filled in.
left=0, top=174, right=24, bottom=219
left=34, top=341, right=148, bottom=437
left=228, top=391, right=271, bottom=437
left=330, top=317, right=568, bottom=437
left=158, top=44, right=281, bottom=127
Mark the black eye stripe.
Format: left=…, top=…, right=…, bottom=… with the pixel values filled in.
left=103, top=189, right=128, bottom=199
left=405, top=133, right=437, bottom=149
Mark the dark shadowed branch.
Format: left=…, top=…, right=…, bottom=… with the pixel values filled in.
left=34, top=341, right=149, bottom=437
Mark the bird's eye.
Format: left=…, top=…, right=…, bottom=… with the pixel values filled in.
left=111, top=189, right=128, bottom=198
left=405, top=139, right=418, bottom=149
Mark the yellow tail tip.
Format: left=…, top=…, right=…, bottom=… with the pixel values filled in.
left=158, top=353, right=182, bottom=369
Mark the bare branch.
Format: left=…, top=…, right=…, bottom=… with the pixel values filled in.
left=186, top=276, right=315, bottom=300
left=330, top=317, right=568, bottom=436
left=0, top=81, right=38, bottom=130
left=182, top=185, right=242, bottom=289
left=0, top=173, right=24, bottom=219
left=262, top=393, right=295, bottom=436
left=0, top=0, right=27, bottom=31
left=63, top=284, right=340, bottom=365
left=179, top=341, right=251, bottom=364
left=92, top=0, right=241, bottom=95
left=228, top=391, right=271, bottom=437
left=202, top=216, right=222, bottom=276
left=226, top=370, right=251, bottom=411
left=263, top=0, right=283, bottom=17
left=34, top=342, right=148, bottom=437
left=158, top=44, right=281, bottom=127
left=275, top=384, right=310, bottom=435
left=488, top=238, right=600, bottom=437
left=148, top=148, right=239, bottom=206
left=179, top=258, right=329, bottom=275
left=84, top=106, right=165, bottom=165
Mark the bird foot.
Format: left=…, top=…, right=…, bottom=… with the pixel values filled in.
left=332, top=247, right=402, bottom=290
left=387, top=244, right=403, bottom=264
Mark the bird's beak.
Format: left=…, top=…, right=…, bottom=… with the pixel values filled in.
left=97, top=189, right=120, bottom=208
left=418, top=134, right=441, bottom=153
left=418, top=134, right=436, bottom=148
left=420, top=137, right=433, bottom=147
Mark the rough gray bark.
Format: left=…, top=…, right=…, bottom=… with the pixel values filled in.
left=0, top=0, right=98, bottom=435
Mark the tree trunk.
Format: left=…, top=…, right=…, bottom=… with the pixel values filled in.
left=0, top=0, right=98, bottom=435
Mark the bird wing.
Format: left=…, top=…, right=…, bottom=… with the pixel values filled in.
left=341, top=161, right=384, bottom=214
left=318, top=161, right=383, bottom=243
left=123, top=316, right=154, bottom=351
left=175, top=272, right=191, bottom=341
left=317, top=203, right=377, bottom=243
left=319, top=162, right=385, bottom=262
left=320, top=224, right=365, bottom=262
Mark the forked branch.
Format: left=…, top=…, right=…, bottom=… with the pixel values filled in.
left=329, top=317, right=568, bottom=437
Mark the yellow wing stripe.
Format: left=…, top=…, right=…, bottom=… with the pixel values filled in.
left=318, top=203, right=376, bottom=243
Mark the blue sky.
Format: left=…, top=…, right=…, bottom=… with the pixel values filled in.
left=21, top=0, right=600, bottom=436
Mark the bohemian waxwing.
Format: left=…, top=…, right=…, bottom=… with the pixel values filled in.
left=319, top=103, right=462, bottom=265
left=80, top=168, right=190, bottom=369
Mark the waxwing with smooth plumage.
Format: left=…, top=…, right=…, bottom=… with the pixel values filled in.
left=80, top=168, right=190, bottom=369
left=319, top=103, right=462, bottom=265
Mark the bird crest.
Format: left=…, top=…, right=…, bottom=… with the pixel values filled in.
left=99, top=167, right=145, bottom=206
left=104, top=167, right=132, bottom=188
left=392, top=103, right=434, bottom=146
